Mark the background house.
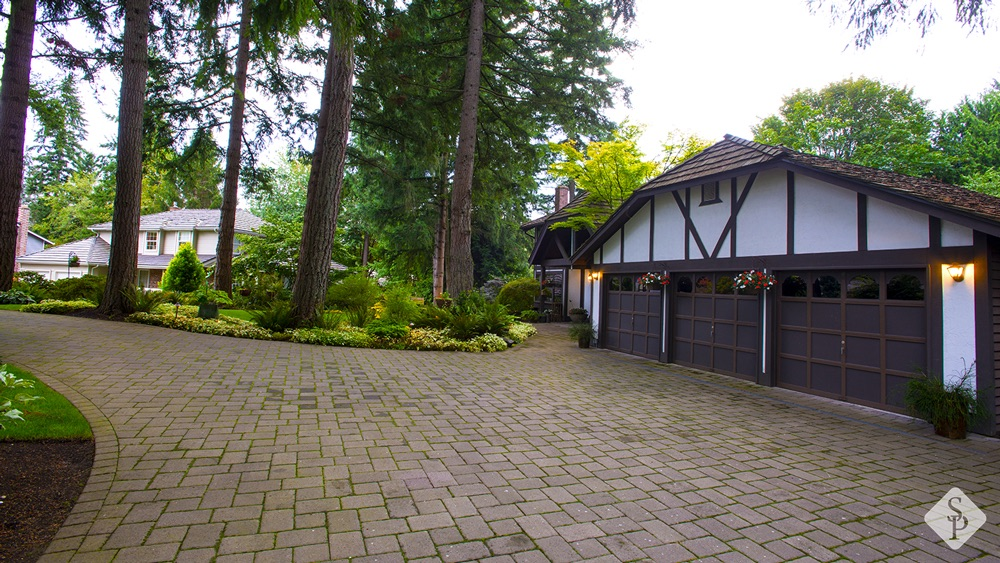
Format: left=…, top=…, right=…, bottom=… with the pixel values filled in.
left=17, top=208, right=264, bottom=287
left=540, top=135, right=1000, bottom=435
left=14, top=204, right=53, bottom=271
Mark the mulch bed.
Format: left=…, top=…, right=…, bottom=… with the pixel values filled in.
left=0, top=441, right=94, bottom=563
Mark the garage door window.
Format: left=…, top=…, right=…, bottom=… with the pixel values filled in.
left=847, top=274, right=879, bottom=299
left=782, top=275, right=807, bottom=297
left=677, top=276, right=693, bottom=293
left=887, top=274, right=924, bottom=300
left=813, top=275, right=841, bottom=298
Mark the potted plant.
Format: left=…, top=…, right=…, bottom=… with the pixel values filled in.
left=434, top=291, right=452, bottom=308
left=733, top=270, right=776, bottom=291
left=568, top=319, right=596, bottom=348
left=904, top=364, right=988, bottom=439
left=638, top=272, right=670, bottom=290
left=194, top=283, right=231, bottom=319
left=568, top=308, right=589, bottom=323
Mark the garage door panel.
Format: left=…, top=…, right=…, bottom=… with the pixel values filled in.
left=677, top=297, right=693, bottom=315
left=694, top=320, right=712, bottom=342
left=676, top=319, right=691, bottom=339
left=811, top=363, right=842, bottom=394
left=781, top=330, right=806, bottom=355
left=620, top=294, right=634, bottom=310
left=694, top=298, right=713, bottom=318
left=736, top=351, right=757, bottom=378
left=605, top=277, right=662, bottom=360
left=845, top=304, right=881, bottom=334
left=778, top=270, right=926, bottom=414
left=737, top=299, right=758, bottom=323
left=737, top=325, right=758, bottom=349
left=713, top=348, right=734, bottom=372
left=885, top=340, right=926, bottom=372
left=846, top=368, right=881, bottom=404
left=780, top=358, right=807, bottom=387
left=675, top=343, right=691, bottom=363
left=845, top=336, right=880, bottom=366
left=811, top=302, right=841, bottom=330
left=715, top=323, right=734, bottom=346
left=609, top=293, right=621, bottom=309
left=693, top=343, right=712, bottom=366
left=782, top=301, right=807, bottom=327
left=885, top=306, right=925, bottom=337
left=715, top=299, right=735, bottom=321
left=811, top=333, right=842, bottom=362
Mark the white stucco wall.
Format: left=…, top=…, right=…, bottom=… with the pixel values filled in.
left=941, top=264, right=977, bottom=386
left=652, top=193, right=685, bottom=261
left=867, top=197, right=929, bottom=251
left=735, top=170, right=787, bottom=257
left=566, top=268, right=583, bottom=313
left=602, top=231, right=621, bottom=264
left=591, top=276, right=602, bottom=343
left=688, top=183, right=732, bottom=259
left=941, top=220, right=975, bottom=247
left=622, top=203, right=651, bottom=263
left=793, top=176, right=858, bottom=254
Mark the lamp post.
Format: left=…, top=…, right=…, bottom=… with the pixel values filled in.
left=67, top=252, right=78, bottom=278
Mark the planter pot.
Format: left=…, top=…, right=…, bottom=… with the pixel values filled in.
left=198, top=302, right=219, bottom=319
left=934, top=417, right=967, bottom=439
left=434, top=298, right=453, bottom=308
left=568, top=313, right=588, bottom=323
left=577, top=337, right=590, bottom=349
left=239, top=289, right=251, bottom=297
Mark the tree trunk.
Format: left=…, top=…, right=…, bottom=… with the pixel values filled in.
left=432, top=178, right=448, bottom=299
left=0, top=0, right=36, bottom=291
left=446, top=0, right=485, bottom=297
left=361, top=232, right=370, bottom=267
left=214, top=0, right=253, bottom=296
left=98, top=0, right=150, bottom=316
left=291, top=22, right=355, bottom=324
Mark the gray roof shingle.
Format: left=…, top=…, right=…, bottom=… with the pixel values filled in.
left=89, top=209, right=264, bottom=234
left=16, top=236, right=110, bottom=265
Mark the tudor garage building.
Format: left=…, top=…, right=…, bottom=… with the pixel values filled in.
left=527, top=136, right=1000, bottom=436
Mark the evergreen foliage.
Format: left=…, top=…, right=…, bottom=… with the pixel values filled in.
left=161, top=243, right=206, bottom=292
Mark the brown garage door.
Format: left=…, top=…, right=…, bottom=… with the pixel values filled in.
left=673, top=273, right=760, bottom=381
left=777, top=270, right=927, bottom=411
left=605, top=274, right=662, bottom=359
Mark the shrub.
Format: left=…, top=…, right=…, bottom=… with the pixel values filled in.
left=497, top=278, right=540, bottom=314
left=310, top=310, right=345, bottom=330
left=126, top=287, right=169, bottom=313
left=448, top=312, right=482, bottom=340
left=480, top=278, right=506, bottom=302
left=454, top=290, right=486, bottom=315
left=161, top=243, right=206, bottom=292
left=21, top=299, right=96, bottom=314
left=413, top=306, right=453, bottom=329
left=469, top=333, right=509, bottom=352
left=12, top=271, right=50, bottom=301
left=0, top=289, right=35, bottom=305
left=249, top=301, right=298, bottom=332
left=365, top=319, right=410, bottom=339
left=327, top=273, right=381, bottom=327
left=476, top=302, right=513, bottom=336
left=290, top=327, right=373, bottom=348
left=507, top=322, right=537, bottom=344
left=519, top=309, right=540, bottom=322
left=403, top=328, right=468, bottom=351
left=126, top=312, right=273, bottom=339
left=1, top=364, right=42, bottom=430
left=381, top=286, right=421, bottom=324
left=48, top=274, right=105, bottom=303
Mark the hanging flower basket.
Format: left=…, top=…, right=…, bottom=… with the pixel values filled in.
left=734, top=270, right=776, bottom=291
left=638, top=272, right=670, bottom=290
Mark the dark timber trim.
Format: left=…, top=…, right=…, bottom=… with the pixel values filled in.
left=673, top=189, right=710, bottom=259
left=710, top=173, right=758, bottom=259
left=930, top=217, right=942, bottom=250
left=858, top=193, right=868, bottom=252
left=973, top=231, right=995, bottom=435
left=730, top=178, right=738, bottom=257
left=787, top=171, right=795, bottom=255
left=649, top=199, right=655, bottom=262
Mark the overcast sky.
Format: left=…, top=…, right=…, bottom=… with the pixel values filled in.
left=609, top=0, right=1000, bottom=157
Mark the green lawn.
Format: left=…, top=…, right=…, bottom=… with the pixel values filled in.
left=0, top=364, right=92, bottom=441
left=0, top=304, right=23, bottom=311
left=220, top=309, right=253, bottom=321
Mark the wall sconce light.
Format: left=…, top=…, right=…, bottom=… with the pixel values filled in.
left=947, top=264, right=966, bottom=282
left=590, top=272, right=601, bottom=280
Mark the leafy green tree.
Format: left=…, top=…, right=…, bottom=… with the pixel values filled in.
left=661, top=130, right=713, bottom=169
left=753, top=77, right=944, bottom=176
left=548, top=124, right=661, bottom=231
left=245, top=152, right=310, bottom=224
left=161, top=243, right=206, bottom=292
left=963, top=169, right=1000, bottom=197
left=936, top=83, right=1000, bottom=185
left=808, top=0, right=994, bottom=48
left=25, top=74, right=94, bottom=198
left=29, top=172, right=114, bottom=244
left=232, top=220, right=303, bottom=287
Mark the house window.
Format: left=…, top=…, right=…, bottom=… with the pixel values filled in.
left=700, top=181, right=721, bottom=206
left=145, top=232, right=158, bottom=252
left=178, top=231, right=192, bottom=248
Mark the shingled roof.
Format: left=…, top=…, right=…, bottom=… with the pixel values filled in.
left=89, top=209, right=264, bottom=234
left=16, top=236, right=110, bottom=265
left=638, top=135, right=1000, bottom=226
left=521, top=192, right=592, bottom=230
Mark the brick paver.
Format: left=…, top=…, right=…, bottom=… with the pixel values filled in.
left=2, top=311, right=999, bottom=562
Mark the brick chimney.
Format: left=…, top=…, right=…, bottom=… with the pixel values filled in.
left=14, top=204, right=30, bottom=270
left=554, top=185, right=570, bottom=211
left=169, top=201, right=181, bottom=211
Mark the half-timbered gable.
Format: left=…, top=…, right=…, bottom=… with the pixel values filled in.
left=556, top=135, right=1000, bottom=435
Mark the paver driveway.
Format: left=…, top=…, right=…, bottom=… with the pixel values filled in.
left=2, top=311, right=999, bottom=562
